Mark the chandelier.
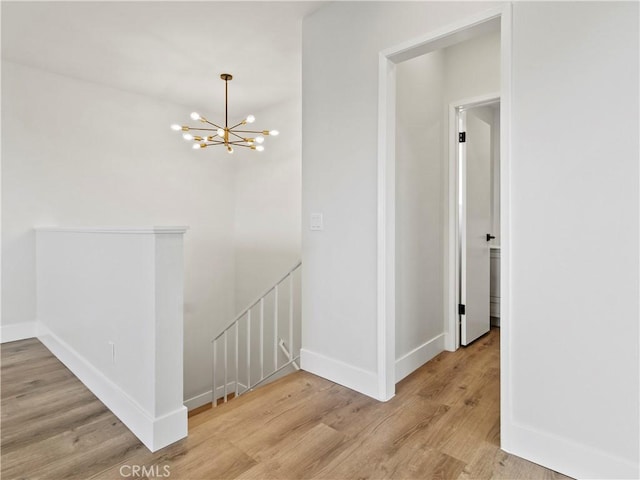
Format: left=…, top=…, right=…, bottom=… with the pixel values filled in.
left=171, top=73, right=278, bottom=154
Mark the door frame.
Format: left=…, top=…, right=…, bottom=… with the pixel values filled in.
left=375, top=3, right=512, bottom=450
left=449, top=95, right=500, bottom=349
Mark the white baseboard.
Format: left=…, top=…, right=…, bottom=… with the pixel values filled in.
left=184, top=382, right=248, bottom=411
left=0, top=321, right=38, bottom=343
left=301, top=348, right=379, bottom=400
left=395, top=333, right=445, bottom=382
left=185, top=390, right=213, bottom=411
left=505, top=421, right=638, bottom=479
left=37, top=324, right=187, bottom=452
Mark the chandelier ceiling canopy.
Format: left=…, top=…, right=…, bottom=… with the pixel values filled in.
left=171, top=73, right=278, bottom=154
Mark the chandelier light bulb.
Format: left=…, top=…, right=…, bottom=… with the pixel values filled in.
left=255, top=135, right=265, bottom=144
left=192, top=143, right=201, bottom=149
left=269, top=130, right=279, bottom=136
left=217, top=128, right=225, bottom=137
left=227, top=146, right=234, bottom=154
left=246, top=115, right=255, bottom=124
left=183, top=133, right=193, bottom=141
left=171, top=124, right=181, bottom=131
left=256, top=145, right=265, bottom=152
left=190, top=112, right=201, bottom=121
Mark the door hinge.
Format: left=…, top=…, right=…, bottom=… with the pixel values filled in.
left=458, top=304, right=466, bottom=315
left=458, top=132, right=466, bottom=143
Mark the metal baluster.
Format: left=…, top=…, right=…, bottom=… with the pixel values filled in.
left=288, top=273, right=294, bottom=361
left=212, top=339, right=217, bottom=407
left=260, top=298, right=264, bottom=381
left=246, top=310, right=251, bottom=391
left=274, top=285, right=279, bottom=371
left=223, top=330, right=228, bottom=403
left=235, top=322, right=239, bottom=397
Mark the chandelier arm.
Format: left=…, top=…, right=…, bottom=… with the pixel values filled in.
left=229, top=121, right=246, bottom=130
left=207, top=141, right=225, bottom=145
left=228, top=131, right=248, bottom=142
left=233, top=129, right=268, bottom=134
left=228, top=140, right=251, bottom=145
left=203, top=120, right=224, bottom=130
left=186, top=127, right=219, bottom=132
left=232, top=144, right=254, bottom=149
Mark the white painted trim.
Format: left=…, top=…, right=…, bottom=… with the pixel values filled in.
left=0, top=321, right=38, bottom=343
left=376, top=52, right=396, bottom=402
left=445, top=99, right=459, bottom=352
left=380, top=7, right=503, bottom=63
left=506, top=422, right=638, bottom=479
left=184, top=382, right=249, bottom=411
left=301, top=348, right=379, bottom=400
left=34, top=226, right=189, bottom=234
left=184, top=390, right=213, bottom=411
left=151, top=407, right=189, bottom=452
left=37, top=324, right=187, bottom=452
left=395, top=334, right=445, bottom=383
left=498, top=3, right=513, bottom=453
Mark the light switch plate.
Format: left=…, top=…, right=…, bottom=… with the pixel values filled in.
left=310, top=213, right=323, bottom=231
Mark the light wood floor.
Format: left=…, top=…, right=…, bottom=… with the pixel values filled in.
left=1, top=330, right=571, bottom=480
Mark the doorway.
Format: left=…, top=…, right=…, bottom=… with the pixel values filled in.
left=456, top=99, right=500, bottom=346
left=376, top=8, right=512, bottom=448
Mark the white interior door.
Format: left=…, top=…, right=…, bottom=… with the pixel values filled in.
left=460, top=106, right=493, bottom=345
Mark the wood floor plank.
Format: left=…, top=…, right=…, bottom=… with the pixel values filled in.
left=1, top=359, right=78, bottom=396
left=22, top=430, right=143, bottom=480
left=0, top=339, right=51, bottom=366
left=228, top=384, right=360, bottom=462
left=414, top=333, right=498, bottom=406
left=1, top=410, right=139, bottom=479
left=395, top=372, right=499, bottom=466
left=313, top=386, right=381, bottom=438
left=90, top=436, right=256, bottom=480
left=237, top=423, right=346, bottom=480
left=436, top=367, right=501, bottom=463
left=457, top=440, right=573, bottom=480
left=1, top=398, right=109, bottom=454
left=311, top=394, right=452, bottom=479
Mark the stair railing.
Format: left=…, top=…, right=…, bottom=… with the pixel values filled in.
left=211, top=261, right=301, bottom=406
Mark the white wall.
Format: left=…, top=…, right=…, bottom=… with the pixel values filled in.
left=1, top=62, right=236, bottom=403
left=395, top=51, right=446, bottom=381
left=508, top=2, right=638, bottom=477
left=443, top=30, right=501, bottom=103
left=302, top=1, right=638, bottom=478
left=233, top=98, right=302, bottom=312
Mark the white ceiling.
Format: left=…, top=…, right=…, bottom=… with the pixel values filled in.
left=1, top=1, right=324, bottom=114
